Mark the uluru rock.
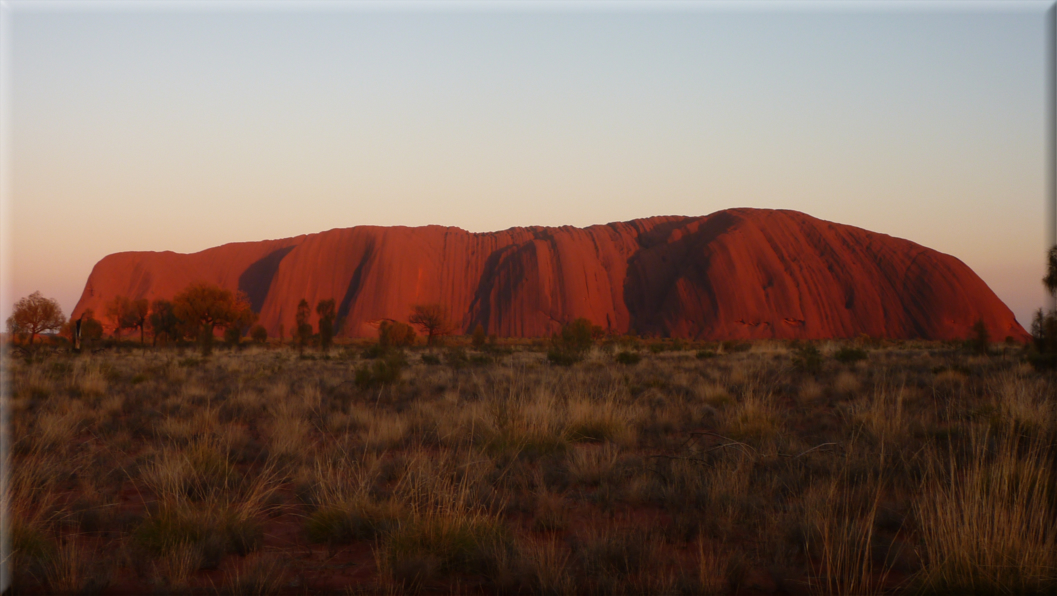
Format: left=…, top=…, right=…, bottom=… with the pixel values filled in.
left=72, top=208, right=1029, bottom=342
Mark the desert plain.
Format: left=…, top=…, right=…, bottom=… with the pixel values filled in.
left=4, top=334, right=1055, bottom=595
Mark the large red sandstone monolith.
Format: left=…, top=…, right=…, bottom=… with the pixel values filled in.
left=72, top=209, right=1029, bottom=342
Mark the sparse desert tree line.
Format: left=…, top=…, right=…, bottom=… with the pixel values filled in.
left=43, top=282, right=262, bottom=355
left=6, top=283, right=468, bottom=357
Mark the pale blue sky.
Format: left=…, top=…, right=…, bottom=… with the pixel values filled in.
left=2, top=1, right=1053, bottom=328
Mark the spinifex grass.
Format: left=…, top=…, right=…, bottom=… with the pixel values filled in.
left=914, top=430, right=1057, bottom=594
left=3, top=340, right=1053, bottom=594
left=805, top=447, right=895, bottom=596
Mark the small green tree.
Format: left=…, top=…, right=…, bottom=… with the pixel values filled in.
left=471, top=324, right=486, bottom=349
left=969, top=319, right=989, bottom=355
left=250, top=324, right=268, bottom=345
left=223, top=326, right=242, bottom=349
left=104, top=295, right=130, bottom=339
left=80, top=312, right=103, bottom=347
left=1044, top=245, right=1057, bottom=296
left=126, top=298, right=150, bottom=344
left=104, top=297, right=151, bottom=344
left=316, top=299, right=336, bottom=350
left=172, top=283, right=255, bottom=356
left=148, top=299, right=180, bottom=346
left=62, top=308, right=104, bottom=350
left=295, top=299, right=312, bottom=354
left=833, top=346, right=868, bottom=364
left=1029, top=244, right=1057, bottom=370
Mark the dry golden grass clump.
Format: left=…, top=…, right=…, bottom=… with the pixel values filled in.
left=3, top=338, right=1054, bottom=594
left=915, top=431, right=1056, bottom=594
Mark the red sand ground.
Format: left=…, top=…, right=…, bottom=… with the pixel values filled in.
left=72, top=208, right=1028, bottom=342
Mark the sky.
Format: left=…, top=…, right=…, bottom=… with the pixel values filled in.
left=2, top=0, right=1054, bottom=330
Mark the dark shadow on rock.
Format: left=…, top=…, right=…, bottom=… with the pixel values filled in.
left=238, top=246, right=296, bottom=313
left=336, top=239, right=376, bottom=333
left=465, top=245, right=516, bottom=334
left=466, top=243, right=541, bottom=336
left=623, top=211, right=738, bottom=338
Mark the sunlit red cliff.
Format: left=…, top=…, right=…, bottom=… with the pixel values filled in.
left=72, top=208, right=1029, bottom=342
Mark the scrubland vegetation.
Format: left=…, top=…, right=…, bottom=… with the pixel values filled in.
left=3, top=335, right=1055, bottom=595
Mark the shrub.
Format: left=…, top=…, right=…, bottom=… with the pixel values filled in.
left=967, top=318, right=990, bottom=355
left=305, top=501, right=401, bottom=544
left=133, top=505, right=263, bottom=566
left=472, top=324, right=487, bottom=349
left=445, top=347, right=470, bottom=370
left=420, top=353, right=441, bottom=365
left=548, top=318, right=599, bottom=365
left=80, top=314, right=104, bottom=347
left=355, top=352, right=406, bottom=389
left=295, top=299, right=312, bottom=352
left=1028, top=308, right=1057, bottom=370
left=547, top=349, right=582, bottom=366
left=616, top=335, right=641, bottom=351
left=379, top=320, right=417, bottom=348
left=362, top=344, right=386, bottom=359
left=250, top=324, right=268, bottom=345
left=198, top=327, right=214, bottom=357
left=178, top=357, right=201, bottom=368
left=833, top=347, right=867, bottom=364
left=615, top=351, right=641, bottom=365
left=791, top=342, right=823, bottom=373
left=696, top=349, right=717, bottom=359
left=384, top=514, right=512, bottom=583
left=223, top=326, right=242, bottom=349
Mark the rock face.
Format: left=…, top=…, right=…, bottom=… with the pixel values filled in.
left=72, top=208, right=1029, bottom=342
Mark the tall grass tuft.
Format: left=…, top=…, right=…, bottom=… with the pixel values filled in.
left=222, top=552, right=286, bottom=596
left=848, top=375, right=907, bottom=441
left=523, top=538, right=574, bottom=594
left=695, top=538, right=728, bottom=595
left=376, top=452, right=512, bottom=591
left=914, top=431, right=1057, bottom=594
